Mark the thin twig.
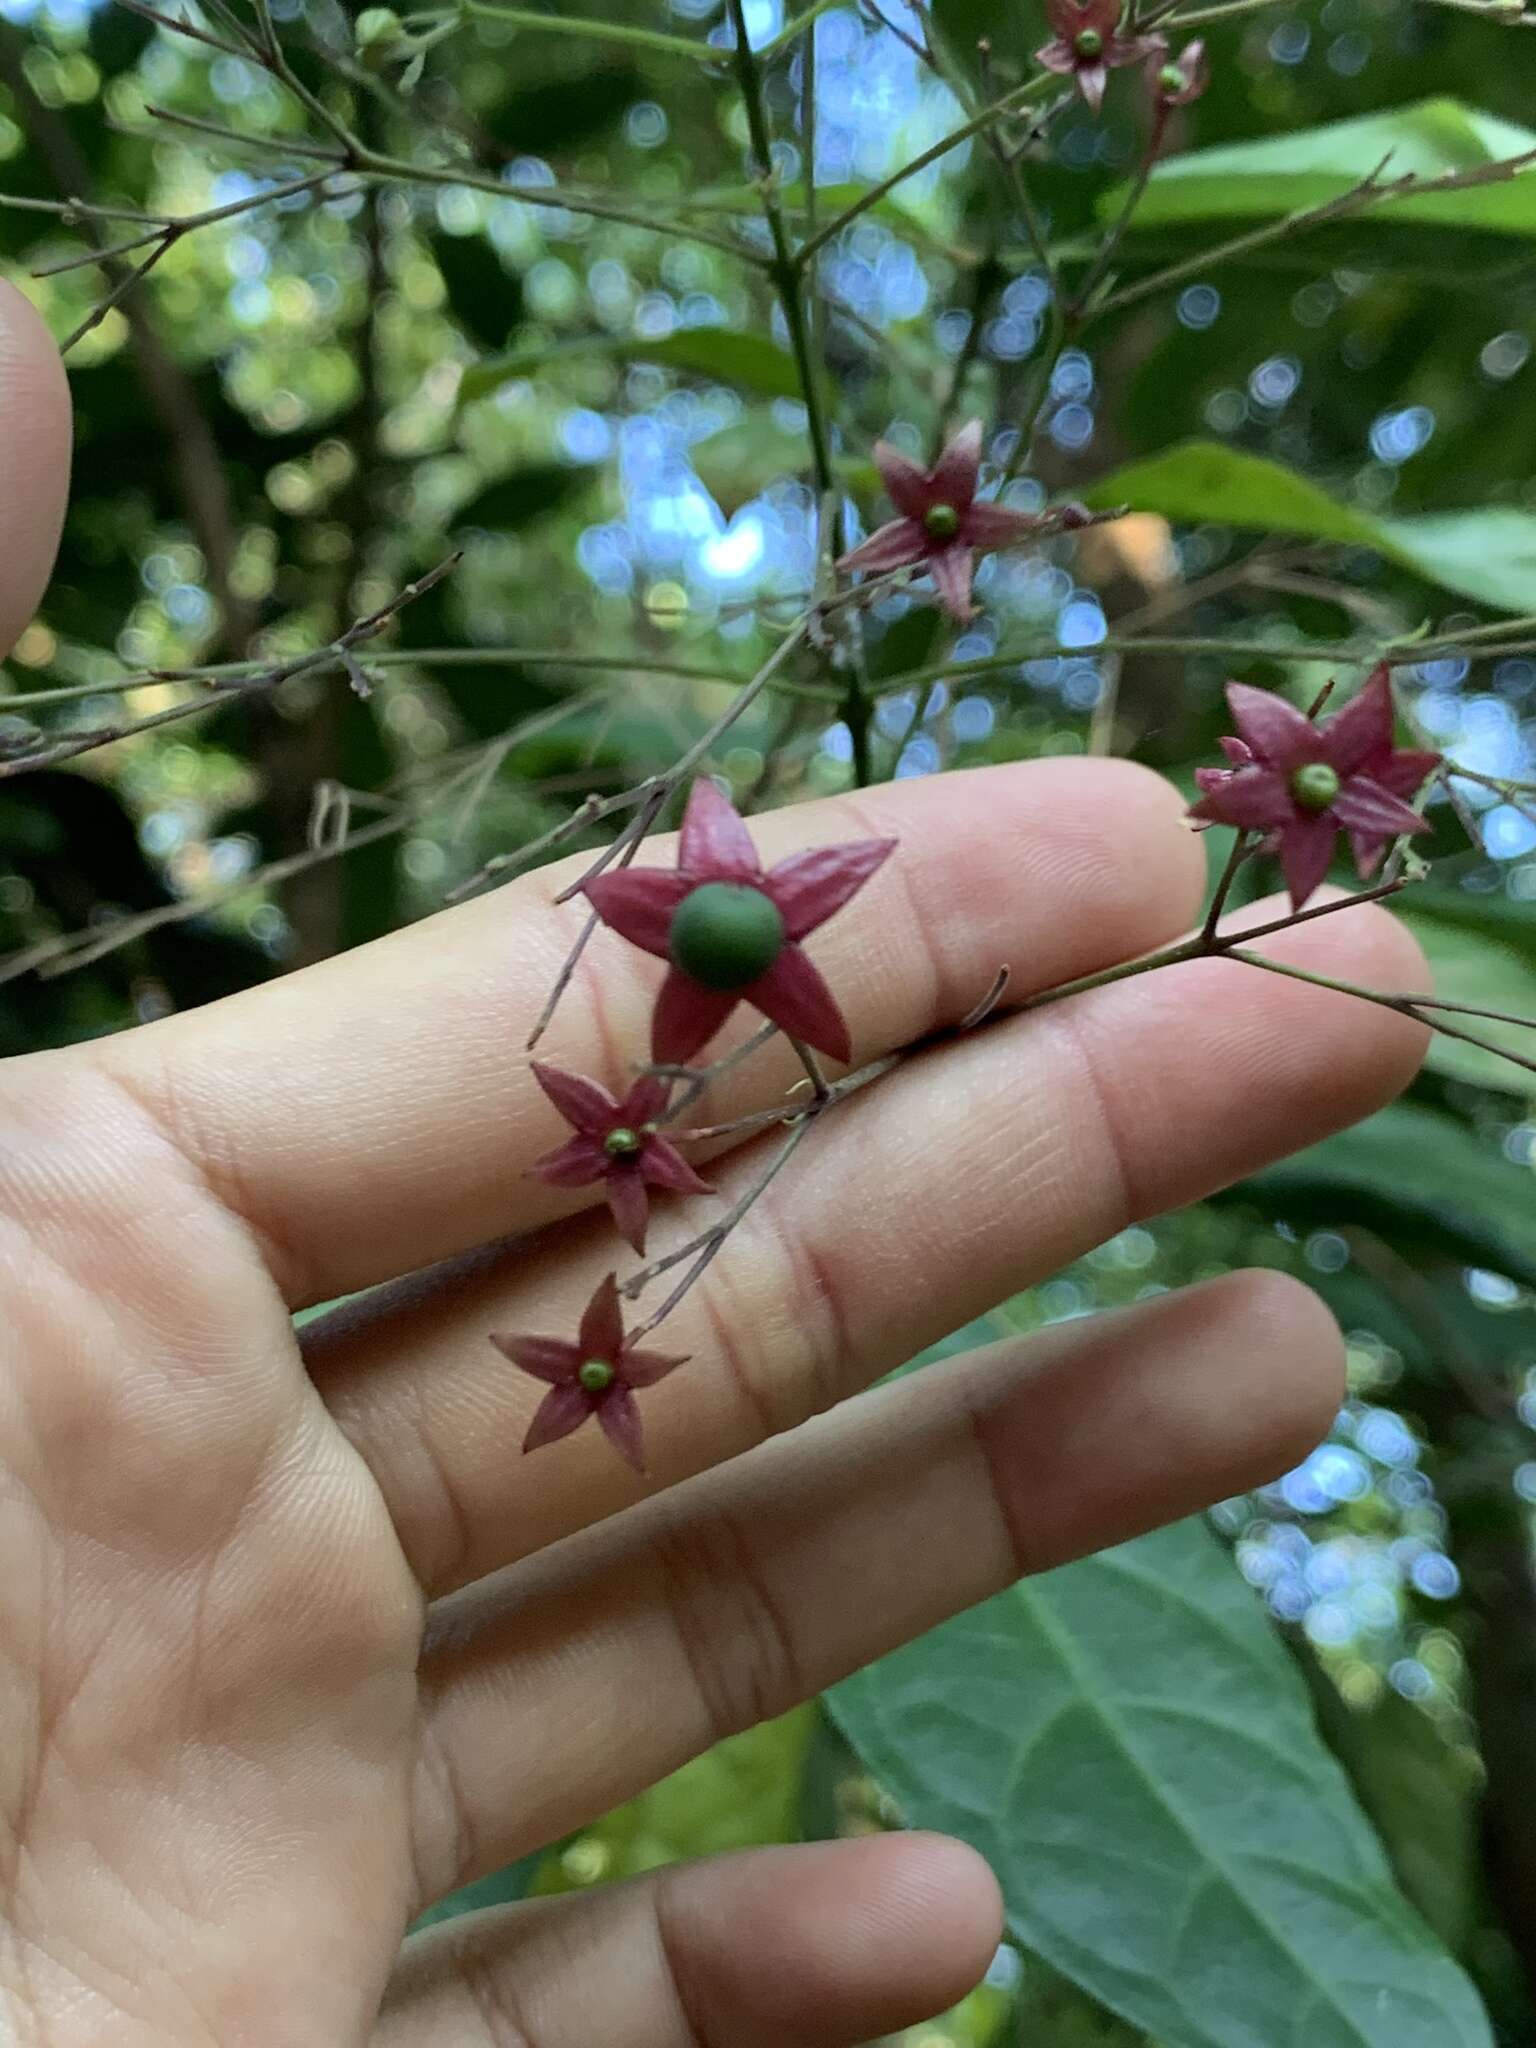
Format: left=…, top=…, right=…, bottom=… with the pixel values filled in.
left=0, top=555, right=461, bottom=776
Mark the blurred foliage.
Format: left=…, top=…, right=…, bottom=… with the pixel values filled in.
left=5, top=0, right=1536, bottom=2039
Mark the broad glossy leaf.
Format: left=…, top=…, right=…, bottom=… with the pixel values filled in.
left=1107, top=98, right=1536, bottom=238
left=461, top=327, right=801, bottom=405
left=1083, top=441, right=1536, bottom=612
left=829, top=1520, right=1492, bottom=2048
left=1382, top=509, right=1536, bottom=614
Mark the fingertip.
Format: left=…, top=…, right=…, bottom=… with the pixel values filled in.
left=1194, top=1266, right=1345, bottom=1471
left=0, top=279, right=71, bottom=655
left=665, top=1834, right=1005, bottom=2044
left=861, top=1830, right=1006, bottom=2003
left=974, top=1268, right=1350, bottom=1575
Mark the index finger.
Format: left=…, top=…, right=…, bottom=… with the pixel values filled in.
left=0, top=281, right=71, bottom=654
left=65, top=756, right=1206, bottom=1305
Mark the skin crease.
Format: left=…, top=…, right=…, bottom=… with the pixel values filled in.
left=0, top=289, right=1430, bottom=2045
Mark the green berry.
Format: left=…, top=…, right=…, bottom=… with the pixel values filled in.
left=355, top=7, right=407, bottom=67
left=1290, top=762, right=1341, bottom=812
left=668, top=882, right=785, bottom=991
left=923, top=503, right=962, bottom=540
left=604, top=1126, right=642, bottom=1159
left=1158, top=61, right=1187, bottom=94
left=579, top=1358, right=616, bottom=1394
left=1074, top=27, right=1104, bottom=55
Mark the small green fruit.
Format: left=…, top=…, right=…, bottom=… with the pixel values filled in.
left=355, top=8, right=407, bottom=67
left=669, top=882, right=785, bottom=991
left=1290, top=762, right=1341, bottom=812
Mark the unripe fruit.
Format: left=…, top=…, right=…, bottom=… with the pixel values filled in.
left=669, top=882, right=785, bottom=990
left=355, top=8, right=408, bottom=68
left=1290, top=762, right=1341, bottom=812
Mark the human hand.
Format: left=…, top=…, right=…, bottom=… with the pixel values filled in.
left=0, top=283, right=1426, bottom=2046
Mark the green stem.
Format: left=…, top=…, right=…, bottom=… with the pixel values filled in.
left=757, top=0, right=846, bottom=62
left=1220, top=949, right=1536, bottom=1084
left=1069, top=111, right=1166, bottom=317
left=723, top=0, right=835, bottom=496
left=352, top=150, right=759, bottom=261
left=796, top=72, right=1054, bottom=268
left=1145, top=0, right=1293, bottom=25
left=1199, top=831, right=1254, bottom=944
left=459, top=1, right=722, bottom=62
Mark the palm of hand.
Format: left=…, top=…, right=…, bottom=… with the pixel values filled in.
left=0, top=1087, right=424, bottom=2043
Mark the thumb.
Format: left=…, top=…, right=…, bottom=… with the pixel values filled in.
left=0, top=279, right=72, bottom=657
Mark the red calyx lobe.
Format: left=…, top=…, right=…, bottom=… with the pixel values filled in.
left=836, top=419, right=1096, bottom=622
left=530, top=1062, right=711, bottom=1253
left=490, top=1273, right=689, bottom=1473
left=583, top=777, right=896, bottom=1068
left=1189, top=666, right=1438, bottom=909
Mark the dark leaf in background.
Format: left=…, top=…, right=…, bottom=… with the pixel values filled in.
left=1235, top=1100, right=1536, bottom=1289
left=461, top=326, right=801, bottom=405
left=455, top=462, right=597, bottom=533
left=480, top=59, right=643, bottom=159
left=1084, top=442, right=1536, bottom=612
left=0, top=772, right=267, bottom=1052
left=86, top=1, right=154, bottom=76
left=434, top=233, right=526, bottom=355
left=1114, top=99, right=1536, bottom=240
left=1300, top=1661, right=1483, bottom=1956
left=1393, top=888, right=1536, bottom=1093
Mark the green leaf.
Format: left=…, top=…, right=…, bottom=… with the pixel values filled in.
left=461, top=327, right=802, bottom=406
left=1082, top=441, right=1536, bottom=613
left=829, top=1520, right=1493, bottom=2048
left=1108, top=98, right=1536, bottom=238
left=1394, top=888, right=1536, bottom=1094
left=688, top=417, right=878, bottom=514
left=1376, top=509, right=1536, bottom=615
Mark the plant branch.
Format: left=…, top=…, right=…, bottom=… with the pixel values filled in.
left=1094, top=143, right=1536, bottom=320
